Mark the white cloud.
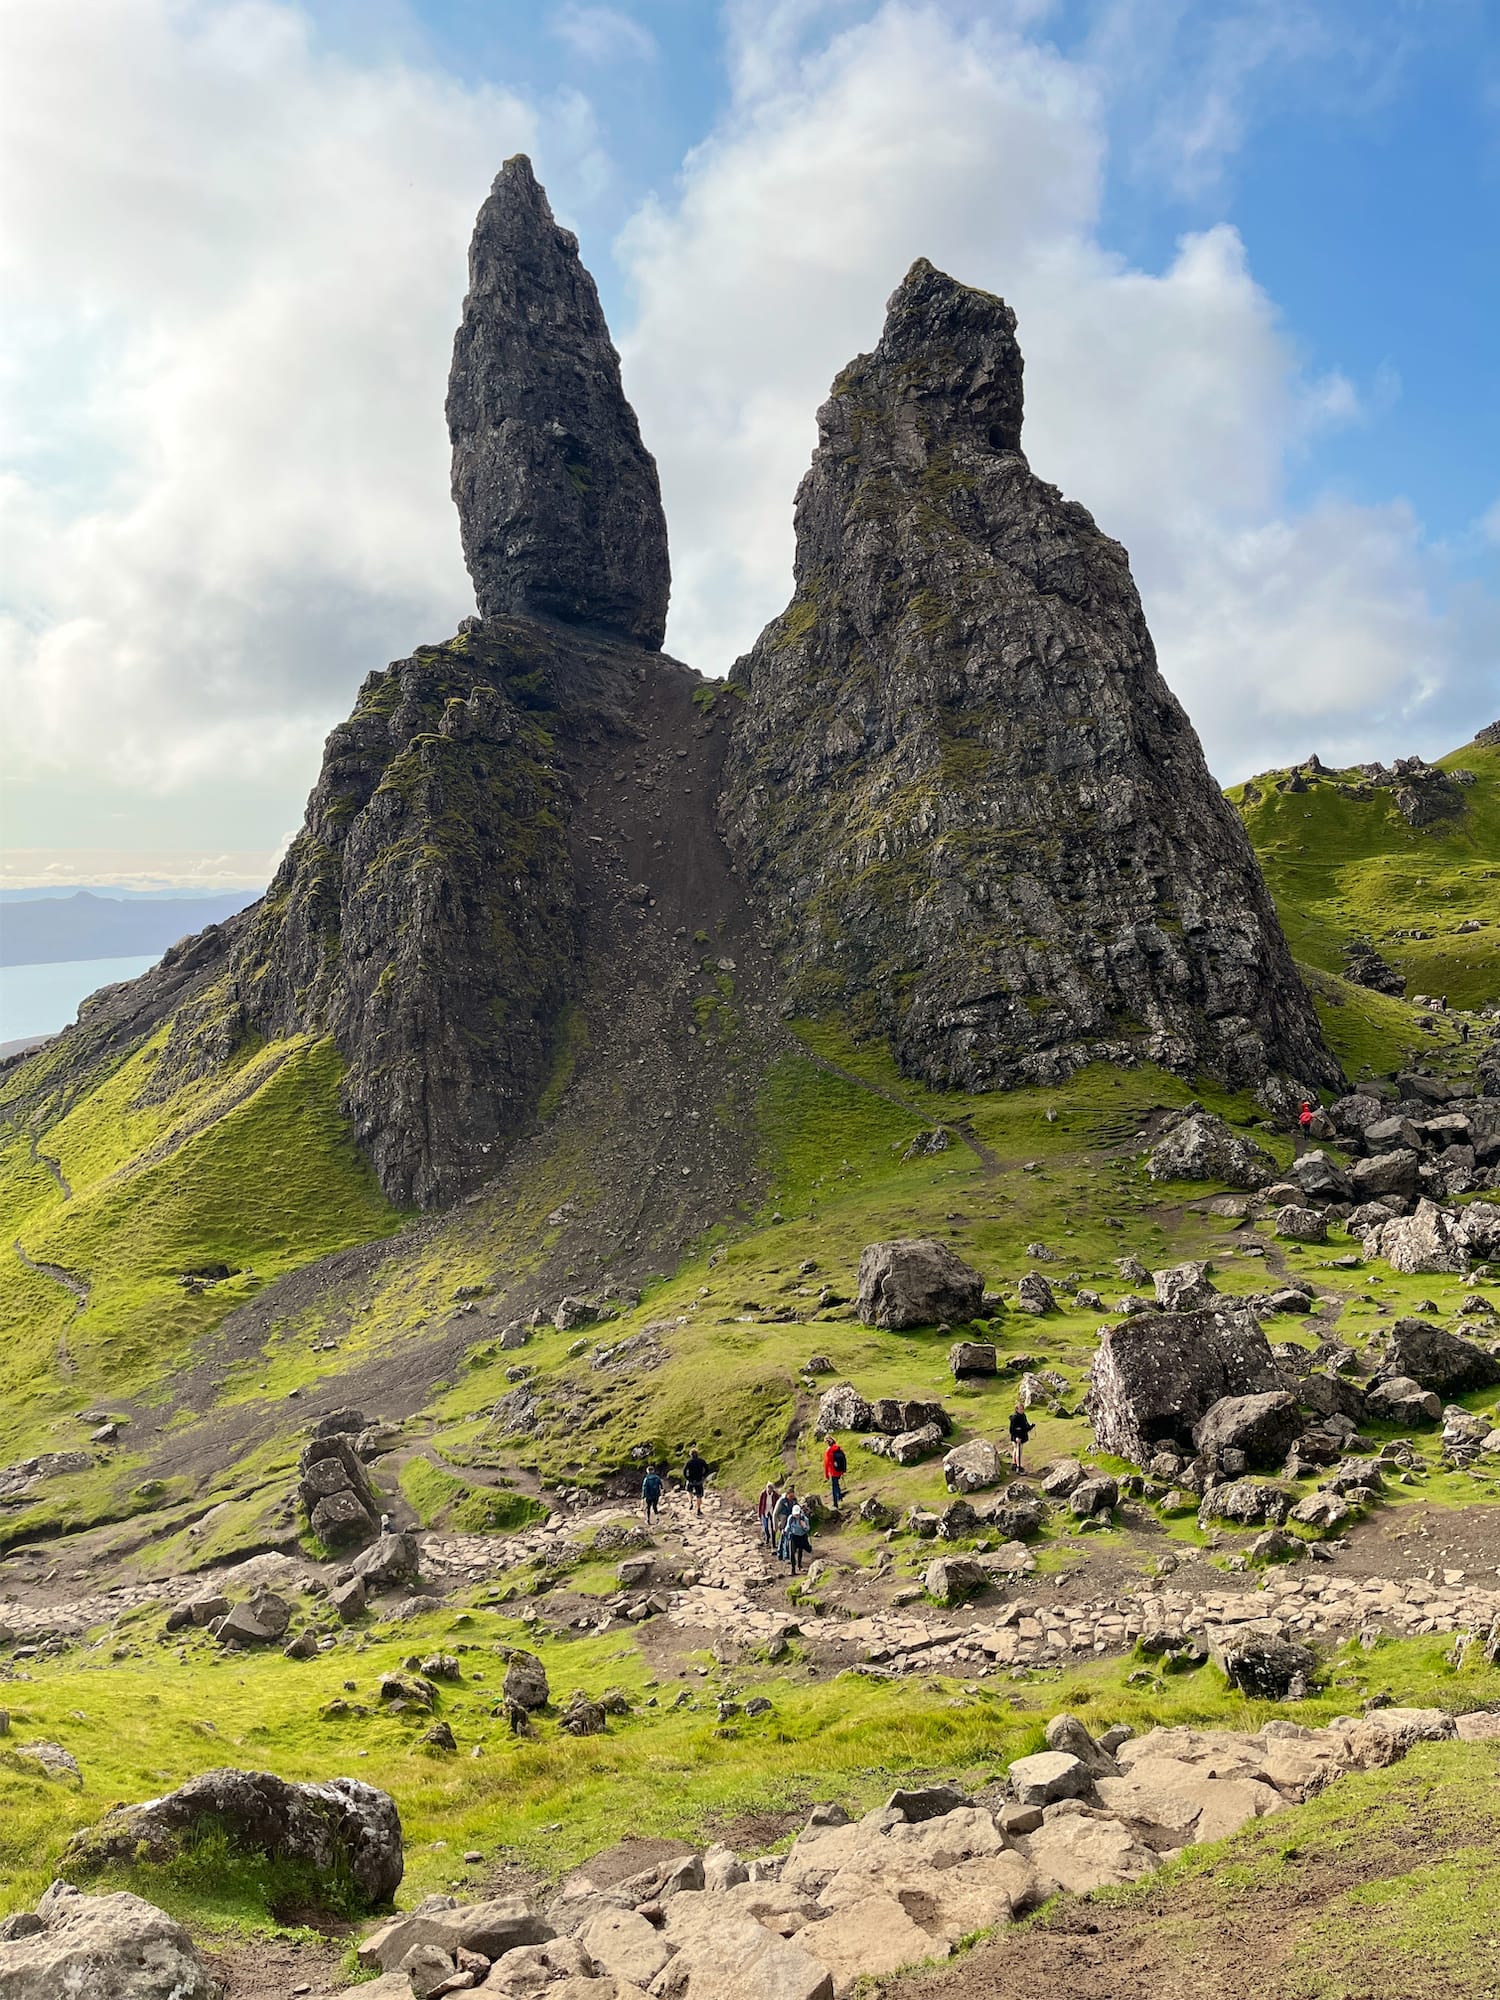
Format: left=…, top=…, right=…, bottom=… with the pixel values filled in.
left=619, top=0, right=1496, bottom=778
left=551, top=4, right=657, bottom=64
left=0, top=0, right=547, bottom=803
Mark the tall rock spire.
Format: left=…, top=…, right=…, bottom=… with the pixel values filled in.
left=720, top=259, right=1341, bottom=1099
left=446, top=155, right=670, bottom=649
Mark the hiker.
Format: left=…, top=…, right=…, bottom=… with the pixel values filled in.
left=785, top=1494, right=813, bottom=1576
left=1008, top=1403, right=1033, bottom=1473
left=1296, top=1100, right=1314, bottom=1154
left=683, top=1442, right=709, bottom=1515
left=757, top=1478, right=780, bottom=1548
left=641, top=1464, right=663, bottom=1525
left=1461, top=1018, right=1471, bottom=1044
left=822, top=1434, right=847, bottom=1509
left=772, top=1486, right=795, bottom=1561
left=379, top=1511, right=392, bottom=1535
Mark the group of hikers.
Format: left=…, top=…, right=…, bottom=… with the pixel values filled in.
left=640, top=1405, right=1039, bottom=1564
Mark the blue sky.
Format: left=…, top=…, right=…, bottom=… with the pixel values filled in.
left=0, top=0, right=1496, bottom=887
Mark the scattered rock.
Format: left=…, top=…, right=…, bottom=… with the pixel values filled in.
left=855, top=1239, right=985, bottom=1330
left=0, top=1882, right=220, bottom=1999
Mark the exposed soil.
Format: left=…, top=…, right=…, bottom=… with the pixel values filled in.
left=881, top=1782, right=1495, bottom=2000
left=204, top=1928, right=348, bottom=2000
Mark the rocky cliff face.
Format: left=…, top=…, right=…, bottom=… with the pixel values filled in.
left=447, top=155, right=670, bottom=649
left=719, top=259, right=1340, bottom=1098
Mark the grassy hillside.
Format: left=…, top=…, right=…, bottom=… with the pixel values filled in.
left=1231, top=735, right=1500, bottom=1012
left=0, top=1032, right=402, bottom=1465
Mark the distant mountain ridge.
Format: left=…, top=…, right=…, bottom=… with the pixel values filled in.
left=0, top=891, right=257, bottom=969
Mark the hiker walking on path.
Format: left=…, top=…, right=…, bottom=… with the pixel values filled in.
left=1008, top=1403, right=1032, bottom=1474
left=1296, top=1100, right=1315, bottom=1154
left=822, top=1435, right=847, bottom=1510
left=757, top=1478, right=780, bottom=1548
left=683, top=1443, right=709, bottom=1516
left=641, top=1465, right=663, bottom=1525
left=772, top=1486, right=795, bottom=1562
left=785, top=1495, right=813, bottom=1577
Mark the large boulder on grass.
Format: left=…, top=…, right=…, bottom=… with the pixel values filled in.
left=1146, top=1113, right=1274, bottom=1189
left=856, top=1239, right=984, bottom=1330
left=0, top=1882, right=221, bottom=2000
left=1364, top=1198, right=1472, bottom=1275
left=1383, top=1317, right=1500, bottom=1397
left=1087, top=1306, right=1283, bottom=1466
left=62, top=1770, right=402, bottom=1911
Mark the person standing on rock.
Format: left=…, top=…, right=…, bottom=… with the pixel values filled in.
left=641, top=1465, right=664, bottom=1526
left=785, top=1496, right=813, bottom=1577
left=822, top=1435, right=847, bottom=1510
left=757, top=1478, right=780, bottom=1548
left=1008, top=1403, right=1032, bottom=1473
left=683, top=1443, right=709, bottom=1516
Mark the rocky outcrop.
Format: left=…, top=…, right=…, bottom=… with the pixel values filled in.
left=446, top=155, right=669, bottom=648
left=0, top=1882, right=221, bottom=1999
left=299, top=1433, right=381, bottom=1547
left=1146, top=1112, right=1275, bottom=1188
left=1381, top=1317, right=1500, bottom=1397
left=63, top=1770, right=403, bottom=1911
left=856, top=1238, right=985, bottom=1329
left=719, top=259, right=1338, bottom=1101
left=1087, top=1305, right=1285, bottom=1465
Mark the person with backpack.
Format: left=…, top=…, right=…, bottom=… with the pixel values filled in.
left=757, top=1478, right=780, bottom=1548
left=641, top=1465, right=663, bottom=1525
left=772, top=1486, right=795, bottom=1562
left=785, top=1495, right=813, bottom=1576
left=822, top=1434, right=847, bottom=1509
left=1296, top=1100, right=1314, bottom=1154
left=1008, top=1403, right=1033, bottom=1473
left=683, top=1443, right=709, bottom=1515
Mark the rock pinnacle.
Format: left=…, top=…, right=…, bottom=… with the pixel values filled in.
left=447, top=154, right=670, bottom=649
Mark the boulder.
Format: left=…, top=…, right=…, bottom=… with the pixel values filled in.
left=1192, top=1391, right=1303, bottom=1468
left=869, top=1397, right=953, bottom=1437
left=1069, top=1476, right=1118, bottom=1519
left=65, top=1771, right=402, bottom=1910
left=1197, top=1480, right=1290, bottom=1527
left=855, top=1239, right=984, bottom=1330
left=299, top=1434, right=381, bottom=1548
left=797, top=1893, right=947, bottom=1991
left=1273, top=1205, right=1327, bottom=1243
left=1289, top=1150, right=1352, bottom=1202
left=1040, top=1458, right=1084, bottom=1497
left=361, top=1896, right=553, bottom=1974
left=1146, top=1113, right=1274, bottom=1189
left=1213, top=1635, right=1315, bottom=1699
left=889, top=1424, right=946, bottom=1466
left=1016, top=1810, right=1158, bottom=1895
left=580, top=1907, right=673, bottom=1987
left=1296, top=1373, right=1366, bottom=1425
left=1365, top=1376, right=1441, bottom=1424
left=1087, top=1305, right=1284, bottom=1465
left=352, top=1532, right=421, bottom=1591
left=503, top=1651, right=550, bottom=1712
left=942, top=1440, right=1003, bottom=1494
left=947, top=1340, right=997, bottom=1378
left=924, top=1556, right=989, bottom=1606
left=0, top=1883, right=221, bottom=1999
left=216, top=1590, right=291, bottom=1647
left=1365, top=1198, right=1472, bottom=1275
left=1348, top=1150, right=1422, bottom=1203
left=1153, top=1262, right=1217, bottom=1312
left=331, top=1576, right=367, bottom=1621
left=1015, top=1272, right=1056, bottom=1315
left=1008, top=1751, right=1093, bottom=1806
left=1290, top=1491, right=1350, bottom=1532
left=815, top=1382, right=874, bottom=1433
left=650, top=1909, right=834, bottom=1998
left=1384, top=1316, right=1500, bottom=1396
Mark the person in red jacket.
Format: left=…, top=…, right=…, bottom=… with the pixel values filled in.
left=1297, top=1100, right=1314, bottom=1155
left=823, top=1434, right=847, bottom=1509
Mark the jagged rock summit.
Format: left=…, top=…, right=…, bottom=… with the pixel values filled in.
left=720, top=258, right=1340, bottom=1099
left=447, top=154, right=670, bottom=648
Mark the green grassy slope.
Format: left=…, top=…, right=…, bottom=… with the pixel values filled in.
left=1231, top=736, right=1500, bottom=1012
left=0, top=1032, right=402, bottom=1464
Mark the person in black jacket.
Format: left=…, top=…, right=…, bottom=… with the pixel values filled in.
left=1008, top=1404, right=1033, bottom=1473
left=683, top=1443, right=709, bottom=1515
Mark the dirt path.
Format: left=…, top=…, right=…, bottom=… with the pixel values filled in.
left=26, top=1129, right=71, bottom=1200
left=12, top=1239, right=89, bottom=1339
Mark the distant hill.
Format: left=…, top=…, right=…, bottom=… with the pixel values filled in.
left=0, top=890, right=257, bottom=968
left=1230, top=732, right=1500, bottom=1012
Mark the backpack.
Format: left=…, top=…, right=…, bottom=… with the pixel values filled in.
left=643, top=1472, right=662, bottom=1499
left=830, top=1447, right=847, bottom=1476
left=788, top=1506, right=810, bottom=1539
